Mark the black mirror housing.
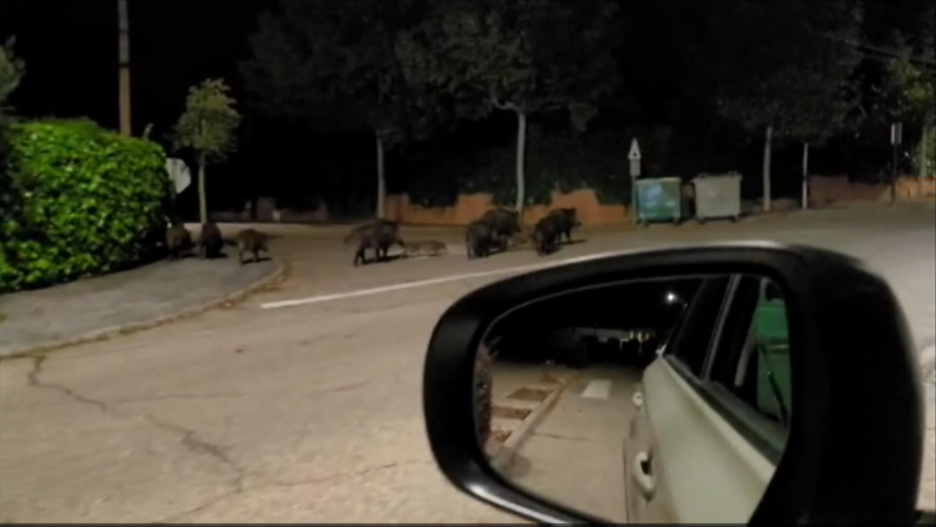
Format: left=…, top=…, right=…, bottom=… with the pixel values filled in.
left=422, top=242, right=924, bottom=524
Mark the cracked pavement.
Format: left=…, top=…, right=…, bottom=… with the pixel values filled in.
left=0, top=204, right=933, bottom=522
left=1, top=296, right=521, bottom=523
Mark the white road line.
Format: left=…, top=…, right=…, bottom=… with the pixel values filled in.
left=260, top=251, right=621, bottom=310
left=259, top=240, right=787, bottom=310
left=581, top=379, right=612, bottom=399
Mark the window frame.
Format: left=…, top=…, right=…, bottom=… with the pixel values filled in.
left=663, top=273, right=791, bottom=464
left=665, top=275, right=733, bottom=377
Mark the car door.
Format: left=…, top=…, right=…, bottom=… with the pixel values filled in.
left=624, top=275, right=731, bottom=522
left=627, top=274, right=793, bottom=523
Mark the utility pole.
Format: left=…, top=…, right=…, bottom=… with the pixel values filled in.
left=763, top=126, right=773, bottom=213
left=801, top=142, right=809, bottom=210
left=118, top=0, right=131, bottom=136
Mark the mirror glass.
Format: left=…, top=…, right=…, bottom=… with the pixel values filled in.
left=473, top=273, right=792, bottom=523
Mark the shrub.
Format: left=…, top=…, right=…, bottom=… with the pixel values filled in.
left=0, top=119, right=171, bottom=293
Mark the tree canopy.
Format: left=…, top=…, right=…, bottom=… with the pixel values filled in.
left=705, top=0, right=863, bottom=146
left=241, top=0, right=434, bottom=145
left=0, top=37, right=25, bottom=121
left=241, top=0, right=447, bottom=217
left=397, top=0, right=620, bottom=131
left=395, top=0, right=621, bottom=208
left=173, top=78, right=241, bottom=223
left=226, top=0, right=936, bottom=214
left=173, top=78, right=241, bottom=163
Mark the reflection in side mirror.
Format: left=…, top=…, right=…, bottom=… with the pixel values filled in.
left=472, top=274, right=792, bottom=523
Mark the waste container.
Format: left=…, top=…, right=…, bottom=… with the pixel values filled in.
left=691, top=172, right=742, bottom=223
left=634, top=177, right=683, bottom=225
left=754, top=288, right=792, bottom=425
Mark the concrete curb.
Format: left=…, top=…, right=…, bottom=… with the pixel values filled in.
left=0, top=259, right=289, bottom=361
left=489, top=373, right=580, bottom=472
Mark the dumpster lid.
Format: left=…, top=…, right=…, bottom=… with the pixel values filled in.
left=636, top=176, right=683, bottom=184
left=694, top=171, right=742, bottom=180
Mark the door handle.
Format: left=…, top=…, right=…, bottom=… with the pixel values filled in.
left=631, top=451, right=656, bottom=500
left=632, top=391, right=644, bottom=410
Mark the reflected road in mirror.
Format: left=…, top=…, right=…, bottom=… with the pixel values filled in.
left=473, top=274, right=792, bottom=523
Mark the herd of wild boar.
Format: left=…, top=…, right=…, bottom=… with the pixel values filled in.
left=164, top=220, right=270, bottom=265
left=164, top=206, right=581, bottom=268
left=466, top=206, right=581, bottom=258
left=345, top=206, right=582, bottom=266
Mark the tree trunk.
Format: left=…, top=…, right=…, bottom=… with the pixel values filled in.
left=762, top=125, right=773, bottom=213
left=117, top=0, right=131, bottom=136
left=198, top=156, right=207, bottom=224
left=920, top=122, right=932, bottom=198
left=375, top=131, right=386, bottom=219
left=891, top=141, right=898, bottom=205
left=515, top=111, right=527, bottom=212
left=801, top=142, right=809, bottom=210
left=920, top=124, right=927, bottom=180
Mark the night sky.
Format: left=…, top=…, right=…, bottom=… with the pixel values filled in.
left=0, top=1, right=262, bottom=134
left=1, top=1, right=275, bottom=213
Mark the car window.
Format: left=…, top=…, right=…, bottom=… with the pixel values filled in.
left=667, top=276, right=731, bottom=376
left=707, top=276, right=792, bottom=456
left=707, top=275, right=762, bottom=382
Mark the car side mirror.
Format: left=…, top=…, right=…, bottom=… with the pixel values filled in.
left=422, top=243, right=925, bottom=524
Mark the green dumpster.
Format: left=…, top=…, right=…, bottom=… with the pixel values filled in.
left=634, top=177, right=683, bottom=225
left=755, top=293, right=792, bottom=424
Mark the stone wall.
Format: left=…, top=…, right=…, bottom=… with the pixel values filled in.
left=809, top=175, right=936, bottom=206
left=211, top=197, right=330, bottom=223
left=209, top=176, right=934, bottom=225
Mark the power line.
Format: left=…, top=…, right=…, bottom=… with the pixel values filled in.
left=844, top=39, right=936, bottom=67
left=818, top=32, right=936, bottom=68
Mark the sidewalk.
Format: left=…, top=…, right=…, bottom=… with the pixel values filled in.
left=495, top=365, right=639, bottom=523
left=0, top=254, right=283, bottom=358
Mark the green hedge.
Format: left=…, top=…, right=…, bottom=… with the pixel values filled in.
left=0, top=120, right=171, bottom=293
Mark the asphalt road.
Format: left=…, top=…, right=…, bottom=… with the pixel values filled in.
left=0, top=203, right=933, bottom=522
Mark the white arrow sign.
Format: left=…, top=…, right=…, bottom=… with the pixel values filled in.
left=628, top=138, right=642, bottom=160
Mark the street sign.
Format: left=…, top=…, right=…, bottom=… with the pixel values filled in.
left=628, top=138, right=642, bottom=178
left=165, top=158, right=191, bottom=195
left=891, top=122, right=903, bottom=145
left=628, top=138, right=642, bottom=160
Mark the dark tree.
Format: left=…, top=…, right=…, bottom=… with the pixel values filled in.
left=701, top=0, right=862, bottom=210
left=397, top=0, right=621, bottom=211
left=241, top=0, right=438, bottom=219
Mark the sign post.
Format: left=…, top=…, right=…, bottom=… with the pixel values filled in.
left=628, top=138, right=642, bottom=223
left=890, top=122, right=902, bottom=205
